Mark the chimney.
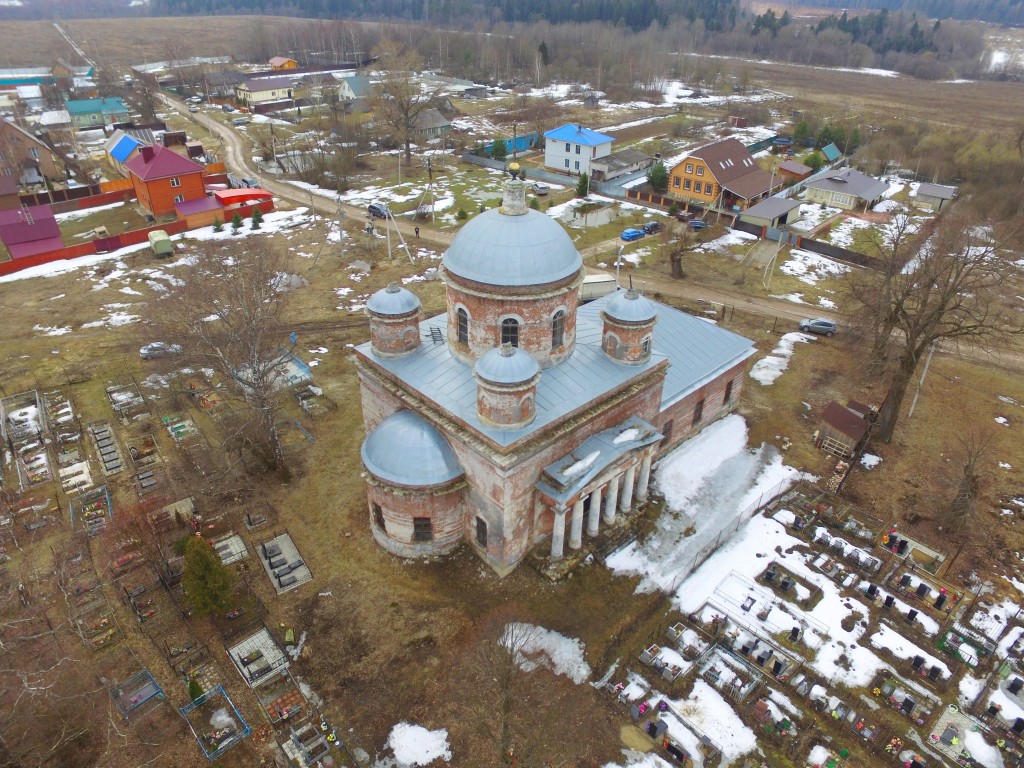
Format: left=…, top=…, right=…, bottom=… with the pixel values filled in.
left=140, top=145, right=155, bottom=162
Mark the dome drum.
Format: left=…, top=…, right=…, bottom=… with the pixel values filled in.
left=474, top=344, right=541, bottom=430
left=367, top=283, right=421, bottom=359
left=601, top=289, right=657, bottom=366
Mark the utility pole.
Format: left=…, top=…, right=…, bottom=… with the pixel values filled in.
left=907, top=340, right=936, bottom=420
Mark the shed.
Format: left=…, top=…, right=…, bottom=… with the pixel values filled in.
left=914, top=183, right=956, bottom=212
left=269, top=56, right=297, bottom=70
left=147, top=229, right=173, bottom=256
left=738, top=197, right=803, bottom=229
left=778, top=160, right=812, bottom=182
left=820, top=142, right=842, bottom=163
left=816, top=401, right=871, bottom=458
left=0, top=204, right=63, bottom=258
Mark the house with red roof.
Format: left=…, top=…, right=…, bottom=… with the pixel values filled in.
left=123, top=145, right=206, bottom=216
left=0, top=204, right=63, bottom=259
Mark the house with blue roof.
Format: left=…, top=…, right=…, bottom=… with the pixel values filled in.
left=103, top=130, right=144, bottom=175
left=543, top=123, right=614, bottom=177
left=65, top=97, right=131, bottom=129
left=820, top=142, right=842, bottom=163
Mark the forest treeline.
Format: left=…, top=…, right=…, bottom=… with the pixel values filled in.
left=0, top=0, right=1014, bottom=82
left=771, top=0, right=1024, bottom=27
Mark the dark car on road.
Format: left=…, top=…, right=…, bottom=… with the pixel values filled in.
left=799, top=318, right=837, bottom=337
left=368, top=202, right=392, bottom=219
left=642, top=221, right=663, bottom=235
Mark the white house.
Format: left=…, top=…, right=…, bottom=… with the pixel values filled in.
left=543, top=124, right=614, bottom=177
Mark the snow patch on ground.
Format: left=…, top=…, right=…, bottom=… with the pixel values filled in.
left=749, top=332, right=815, bottom=386
left=502, top=623, right=592, bottom=684
left=780, top=249, right=850, bottom=285
left=384, top=723, right=451, bottom=766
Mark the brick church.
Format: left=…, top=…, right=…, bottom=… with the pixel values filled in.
left=354, top=170, right=756, bottom=575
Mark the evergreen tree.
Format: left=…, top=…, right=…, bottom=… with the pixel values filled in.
left=231, top=212, right=243, bottom=232
left=251, top=207, right=263, bottom=229
left=793, top=120, right=811, bottom=145
left=805, top=152, right=825, bottom=171
left=576, top=172, right=589, bottom=197
left=647, top=161, right=669, bottom=193
left=538, top=41, right=550, bottom=66
left=490, top=137, right=508, bottom=161
left=212, top=216, right=223, bottom=233
left=182, top=536, right=235, bottom=617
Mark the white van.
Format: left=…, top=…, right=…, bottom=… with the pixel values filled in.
left=579, top=272, right=617, bottom=302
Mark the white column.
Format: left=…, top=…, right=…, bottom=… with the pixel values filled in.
left=569, top=498, right=585, bottom=550
left=604, top=476, right=619, bottom=525
left=550, top=507, right=566, bottom=559
left=636, top=454, right=653, bottom=502
left=587, top=487, right=603, bottom=537
left=620, top=465, right=636, bottom=512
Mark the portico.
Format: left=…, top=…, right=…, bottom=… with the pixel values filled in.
left=537, top=416, right=660, bottom=560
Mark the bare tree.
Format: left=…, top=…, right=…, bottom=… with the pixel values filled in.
left=849, top=207, right=1023, bottom=442
left=146, top=240, right=298, bottom=475
left=371, top=41, right=448, bottom=163
left=844, top=206, right=921, bottom=375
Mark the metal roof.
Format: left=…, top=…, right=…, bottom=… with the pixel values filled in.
left=64, top=97, right=129, bottom=115
left=355, top=294, right=756, bottom=448
left=543, top=123, right=614, bottom=146
left=474, top=345, right=540, bottom=385
left=821, top=143, right=842, bottom=162
left=604, top=288, right=657, bottom=323
left=361, top=410, right=463, bottom=486
left=536, top=416, right=662, bottom=505
left=805, top=168, right=888, bottom=202
left=240, top=76, right=297, bottom=92
left=740, top=196, right=803, bottom=221
left=915, top=183, right=956, bottom=200
left=367, top=283, right=421, bottom=316
left=109, top=134, right=142, bottom=163
left=442, top=206, right=582, bottom=287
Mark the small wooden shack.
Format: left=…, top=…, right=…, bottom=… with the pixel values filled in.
left=816, top=400, right=872, bottom=458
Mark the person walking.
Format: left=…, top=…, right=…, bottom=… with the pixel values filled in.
left=415, top=226, right=420, bottom=238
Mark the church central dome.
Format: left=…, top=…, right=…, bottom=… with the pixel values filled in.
left=442, top=180, right=582, bottom=287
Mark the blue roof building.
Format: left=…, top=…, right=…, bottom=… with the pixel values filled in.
left=354, top=173, right=756, bottom=575
left=821, top=142, right=842, bottom=162
left=543, top=123, right=615, bottom=178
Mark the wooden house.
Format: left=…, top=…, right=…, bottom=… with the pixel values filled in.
left=668, top=138, right=782, bottom=211
left=0, top=117, right=63, bottom=183
left=269, top=56, right=298, bottom=70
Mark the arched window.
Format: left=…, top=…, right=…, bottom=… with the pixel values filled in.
left=641, top=336, right=651, bottom=356
left=501, top=318, right=520, bottom=347
left=551, top=310, right=565, bottom=349
left=456, top=308, right=469, bottom=343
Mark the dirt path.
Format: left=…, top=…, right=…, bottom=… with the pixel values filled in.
left=163, top=93, right=456, bottom=250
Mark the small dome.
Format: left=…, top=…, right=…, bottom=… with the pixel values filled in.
left=367, top=282, right=420, bottom=316
left=443, top=179, right=581, bottom=287
left=361, top=411, right=462, bottom=486
left=475, top=343, right=540, bottom=385
left=604, top=288, right=657, bottom=323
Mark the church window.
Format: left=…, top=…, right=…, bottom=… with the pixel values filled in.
left=501, top=318, right=520, bottom=347
left=456, top=308, right=469, bottom=343
left=476, top=517, right=487, bottom=547
left=372, top=503, right=385, bottom=531
left=551, top=310, right=565, bottom=349
left=724, top=379, right=734, bottom=403
left=692, top=399, right=704, bottom=426
left=662, top=420, right=674, bottom=443
left=413, top=517, right=433, bottom=542
left=641, top=336, right=650, bottom=356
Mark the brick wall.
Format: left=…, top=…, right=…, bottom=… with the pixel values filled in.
left=656, top=359, right=748, bottom=452
left=366, top=477, right=467, bottom=558
left=601, top=316, right=655, bottom=365
left=369, top=312, right=421, bottom=358
left=444, top=272, right=580, bottom=369
left=476, top=378, right=537, bottom=430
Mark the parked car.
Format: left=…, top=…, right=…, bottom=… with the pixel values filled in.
left=799, top=318, right=837, bottom=337
left=230, top=117, right=250, bottom=126
left=687, top=219, right=708, bottom=231
left=531, top=182, right=550, bottom=196
left=221, top=104, right=234, bottom=112
left=642, top=221, right=663, bottom=235
left=188, top=105, right=199, bottom=113
left=139, top=342, right=182, bottom=360
left=368, top=202, right=392, bottom=219
left=620, top=228, right=645, bottom=242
